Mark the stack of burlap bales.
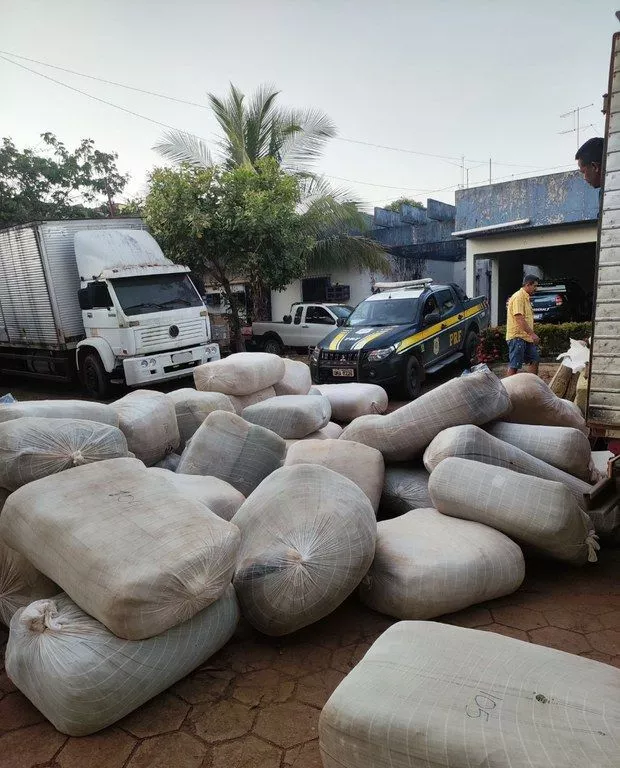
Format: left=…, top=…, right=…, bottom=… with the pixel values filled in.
left=1, top=352, right=617, bottom=745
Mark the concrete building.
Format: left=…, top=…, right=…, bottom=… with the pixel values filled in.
left=269, top=198, right=465, bottom=321
left=454, top=171, right=600, bottom=325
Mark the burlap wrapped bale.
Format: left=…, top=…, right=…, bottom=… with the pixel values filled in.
left=360, top=509, right=524, bottom=619
left=0, top=399, right=118, bottom=426
left=285, top=439, right=385, bottom=512
left=424, top=425, right=591, bottom=510
left=0, top=540, right=57, bottom=626
left=502, top=372, right=588, bottom=434
left=310, top=383, right=389, bottom=422
left=285, top=421, right=343, bottom=450
left=340, top=367, right=511, bottom=462
left=379, top=467, right=432, bottom=519
left=0, top=417, right=129, bottom=491
left=319, top=621, right=620, bottom=768
left=194, top=352, right=285, bottom=396
left=177, top=411, right=286, bottom=497
left=6, top=586, right=239, bottom=736
left=148, top=469, right=245, bottom=521
left=429, top=457, right=598, bottom=565
left=273, top=358, right=312, bottom=396
left=168, top=389, right=234, bottom=450
left=485, top=422, right=593, bottom=481
left=228, top=386, right=276, bottom=415
left=243, top=395, right=331, bottom=439
left=153, top=453, right=181, bottom=471
left=232, top=464, right=376, bottom=635
left=549, top=363, right=573, bottom=397
left=110, top=390, right=180, bottom=466
left=0, top=457, right=240, bottom=640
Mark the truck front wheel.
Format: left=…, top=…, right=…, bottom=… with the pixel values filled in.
left=82, top=352, right=111, bottom=400
left=403, top=355, right=423, bottom=400
left=262, top=336, right=283, bottom=356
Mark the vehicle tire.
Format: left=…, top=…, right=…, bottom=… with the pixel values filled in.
left=463, top=330, right=479, bottom=368
left=262, top=336, right=283, bottom=356
left=82, top=352, right=111, bottom=400
left=403, top=355, right=423, bottom=400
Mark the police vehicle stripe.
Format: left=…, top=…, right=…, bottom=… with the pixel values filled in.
left=396, top=303, right=486, bottom=354
left=328, top=331, right=349, bottom=351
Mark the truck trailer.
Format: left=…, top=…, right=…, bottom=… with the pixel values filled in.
left=0, top=218, right=220, bottom=398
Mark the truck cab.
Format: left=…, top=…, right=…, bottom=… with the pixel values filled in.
left=310, top=279, right=488, bottom=398
left=74, top=229, right=219, bottom=398
left=250, top=302, right=353, bottom=355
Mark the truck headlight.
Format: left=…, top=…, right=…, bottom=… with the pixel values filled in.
left=367, top=345, right=396, bottom=362
left=140, top=360, right=149, bottom=368
left=149, top=358, right=157, bottom=367
left=311, top=346, right=321, bottom=363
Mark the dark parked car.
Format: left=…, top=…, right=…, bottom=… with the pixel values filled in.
left=506, top=280, right=591, bottom=324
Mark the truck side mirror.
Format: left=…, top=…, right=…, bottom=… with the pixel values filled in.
left=78, top=288, right=93, bottom=310
left=283, top=315, right=292, bottom=324
left=336, top=317, right=346, bottom=327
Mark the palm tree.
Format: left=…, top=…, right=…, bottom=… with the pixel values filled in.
left=154, top=84, right=390, bottom=288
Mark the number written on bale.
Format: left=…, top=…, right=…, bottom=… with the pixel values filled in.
left=465, top=690, right=502, bottom=722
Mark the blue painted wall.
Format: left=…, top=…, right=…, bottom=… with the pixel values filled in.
left=454, top=171, right=599, bottom=233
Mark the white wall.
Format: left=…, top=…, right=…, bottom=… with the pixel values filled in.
left=269, top=269, right=374, bottom=320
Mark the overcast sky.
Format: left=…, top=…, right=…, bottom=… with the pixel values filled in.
left=2, top=1, right=618, bottom=211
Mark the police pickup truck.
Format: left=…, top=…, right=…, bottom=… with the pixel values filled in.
left=309, top=279, right=489, bottom=398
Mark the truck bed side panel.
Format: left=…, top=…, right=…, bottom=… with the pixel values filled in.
left=0, top=224, right=60, bottom=348
left=588, top=32, right=620, bottom=435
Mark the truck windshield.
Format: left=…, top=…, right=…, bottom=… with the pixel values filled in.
left=346, top=298, right=419, bottom=327
left=328, top=305, right=354, bottom=318
left=111, top=274, right=203, bottom=316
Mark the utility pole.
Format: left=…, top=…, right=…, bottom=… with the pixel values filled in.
left=559, top=104, right=594, bottom=148
left=461, top=155, right=465, bottom=188
left=489, top=158, right=492, bottom=185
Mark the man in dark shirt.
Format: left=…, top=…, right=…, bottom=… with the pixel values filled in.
left=575, top=137, right=604, bottom=189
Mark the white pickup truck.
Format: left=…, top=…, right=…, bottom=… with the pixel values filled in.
left=250, top=302, right=353, bottom=355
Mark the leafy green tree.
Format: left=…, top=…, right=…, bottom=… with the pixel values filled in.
left=144, top=159, right=310, bottom=345
left=0, top=133, right=129, bottom=227
left=154, top=84, right=389, bottom=281
left=383, top=197, right=426, bottom=213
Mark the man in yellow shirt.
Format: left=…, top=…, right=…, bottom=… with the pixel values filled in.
left=506, top=275, right=540, bottom=376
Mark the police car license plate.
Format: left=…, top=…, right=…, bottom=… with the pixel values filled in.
left=333, top=368, right=354, bottom=377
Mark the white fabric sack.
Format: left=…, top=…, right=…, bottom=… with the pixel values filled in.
left=379, top=467, right=432, bottom=519
left=273, top=358, right=312, bottom=395
left=110, top=390, right=180, bottom=466
left=194, top=352, right=285, bottom=396
left=0, top=417, right=129, bottom=491
left=153, top=452, right=181, bottom=471
left=147, top=468, right=245, bottom=522
left=341, top=367, right=511, bottom=462
left=285, top=439, right=384, bottom=512
left=0, top=399, right=118, bottom=426
left=228, top=386, right=276, bottom=415
left=502, top=372, right=588, bottom=434
left=284, top=421, right=343, bottom=450
left=360, top=509, right=524, bottom=619
left=242, top=395, right=331, bottom=439
left=177, top=410, right=286, bottom=497
left=0, top=540, right=57, bottom=626
left=310, top=383, right=389, bottom=422
left=232, top=464, right=376, bottom=636
left=429, top=458, right=598, bottom=565
left=167, top=388, right=234, bottom=450
left=6, top=587, right=239, bottom=736
left=424, top=425, right=592, bottom=510
left=319, top=620, right=620, bottom=768
left=486, top=421, right=594, bottom=481
left=0, top=457, right=240, bottom=640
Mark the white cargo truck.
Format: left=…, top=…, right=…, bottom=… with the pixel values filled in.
left=0, top=218, right=220, bottom=398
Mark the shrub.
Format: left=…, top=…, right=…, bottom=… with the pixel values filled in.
left=477, top=322, right=592, bottom=363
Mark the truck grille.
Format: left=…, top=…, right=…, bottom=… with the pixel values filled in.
left=320, top=350, right=359, bottom=364
left=137, top=319, right=205, bottom=352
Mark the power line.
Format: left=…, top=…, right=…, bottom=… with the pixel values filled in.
left=0, top=48, right=548, bottom=171
left=0, top=54, right=211, bottom=141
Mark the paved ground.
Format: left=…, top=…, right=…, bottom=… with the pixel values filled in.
left=1, top=549, right=618, bottom=768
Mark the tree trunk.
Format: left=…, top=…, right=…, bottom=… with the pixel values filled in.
left=250, top=280, right=271, bottom=323
left=219, top=277, right=245, bottom=353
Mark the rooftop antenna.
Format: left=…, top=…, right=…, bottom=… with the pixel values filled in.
left=559, top=103, right=594, bottom=148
